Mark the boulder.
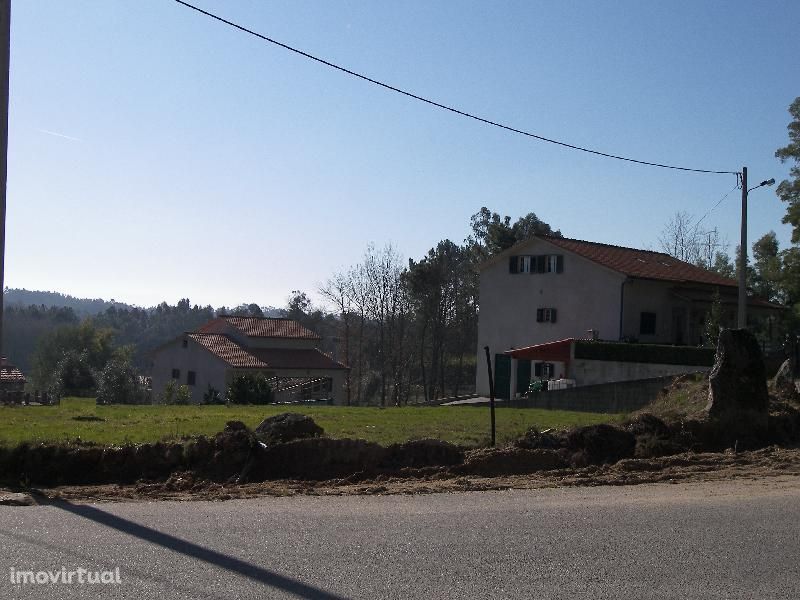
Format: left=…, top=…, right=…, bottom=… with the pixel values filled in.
left=255, top=413, right=324, bottom=445
left=706, top=329, right=769, bottom=421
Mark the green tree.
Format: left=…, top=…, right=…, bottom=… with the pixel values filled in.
left=31, top=321, right=120, bottom=391
left=96, top=358, right=146, bottom=405
left=226, top=374, right=274, bottom=405
left=468, top=207, right=562, bottom=259
left=776, top=96, right=800, bottom=243
left=751, top=232, right=783, bottom=302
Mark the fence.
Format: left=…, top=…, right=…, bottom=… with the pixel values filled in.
left=506, top=373, right=702, bottom=414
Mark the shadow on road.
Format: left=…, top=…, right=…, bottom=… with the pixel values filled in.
left=42, top=498, right=349, bottom=600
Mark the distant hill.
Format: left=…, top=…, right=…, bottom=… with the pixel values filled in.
left=4, top=288, right=133, bottom=316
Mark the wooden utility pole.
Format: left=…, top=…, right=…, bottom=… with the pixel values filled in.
left=0, top=0, right=9, bottom=359
left=483, top=346, right=496, bottom=447
left=738, top=167, right=748, bottom=329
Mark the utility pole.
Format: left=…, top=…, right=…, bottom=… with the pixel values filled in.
left=737, top=167, right=748, bottom=329
left=0, top=0, right=9, bottom=359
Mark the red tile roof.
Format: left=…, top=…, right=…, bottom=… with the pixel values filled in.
left=539, top=236, right=738, bottom=287
left=188, top=333, right=346, bottom=370
left=189, top=333, right=266, bottom=368
left=197, top=316, right=320, bottom=340
left=250, top=348, right=347, bottom=370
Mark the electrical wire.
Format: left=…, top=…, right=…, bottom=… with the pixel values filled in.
left=173, top=0, right=740, bottom=176
left=693, top=183, right=740, bottom=232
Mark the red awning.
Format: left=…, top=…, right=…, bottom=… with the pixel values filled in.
left=505, top=338, right=574, bottom=363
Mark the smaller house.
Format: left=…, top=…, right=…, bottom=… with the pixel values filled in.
left=0, top=356, right=26, bottom=404
left=151, top=316, right=348, bottom=404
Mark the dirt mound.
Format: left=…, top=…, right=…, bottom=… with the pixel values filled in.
left=624, top=413, right=670, bottom=437
left=257, top=437, right=385, bottom=481
left=455, top=447, right=566, bottom=477
left=255, top=413, right=324, bottom=445
left=515, top=427, right=564, bottom=450
left=381, top=439, right=464, bottom=469
left=566, top=424, right=636, bottom=465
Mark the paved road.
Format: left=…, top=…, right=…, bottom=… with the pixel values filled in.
left=1, top=478, right=799, bottom=599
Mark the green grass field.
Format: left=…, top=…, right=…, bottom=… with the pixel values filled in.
left=0, top=398, right=620, bottom=447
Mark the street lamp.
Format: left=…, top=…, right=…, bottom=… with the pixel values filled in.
left=737, top=167, right=775, bottom=329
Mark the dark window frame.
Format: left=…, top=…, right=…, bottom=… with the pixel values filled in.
left=640, top=312, right=657, bottom=336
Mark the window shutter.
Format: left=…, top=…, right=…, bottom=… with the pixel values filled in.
left=509, top=256, right=518, bottom=274
left=556, top=255, right=564, bottom=273
left=534, top=362, right=542, bottom=377
left=536, top=255, right=546, bottom=273
left=551, top=308, right=557, bottom=323
left=536, top=308, right=544, bottom=322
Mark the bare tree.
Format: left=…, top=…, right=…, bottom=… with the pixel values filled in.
left=659, top=212, right=728, bottom=269
left=319, top=272, right=353, bottom=405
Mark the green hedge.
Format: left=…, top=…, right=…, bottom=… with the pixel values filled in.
left=574, top=341, right=715, bottom=366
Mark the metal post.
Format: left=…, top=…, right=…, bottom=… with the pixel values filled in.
left=0, top=0, right=8, bottom=358
left=483, top=346, right=496, bottom=447
left=737, top=166, right=747, bottom=329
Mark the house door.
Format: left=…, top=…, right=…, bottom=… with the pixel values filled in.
left=493, top=354, right=511, bottom=400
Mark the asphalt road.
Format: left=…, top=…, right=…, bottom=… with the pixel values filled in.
left=1, top=478, right=799, bottom=599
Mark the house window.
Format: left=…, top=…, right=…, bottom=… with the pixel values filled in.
left=171, top=368, right=180, bottom=380
left=509, top=254, right=563, bottom=274
left=546, top=255, right=564, bottom=273
left=536, top=308, right=558, bottom=323
left=640, top=312, right=657, bottom=335
left=519, top=255, right=532, bottom=273
left=187, top=371, right=196, bottom=386
left=534, top=362, right=555, bottom=378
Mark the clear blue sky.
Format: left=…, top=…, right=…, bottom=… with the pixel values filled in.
left=7, top=0, right=800, bottom=308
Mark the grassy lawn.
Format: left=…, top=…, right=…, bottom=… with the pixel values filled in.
left=0, top=398, right=621, bottom=447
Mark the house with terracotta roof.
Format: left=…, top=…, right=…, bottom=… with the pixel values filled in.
left=151, top=316, right=348, bottom=404
left=476, top=235, right=782, bottom=398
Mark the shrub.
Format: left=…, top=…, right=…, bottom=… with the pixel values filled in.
left=203, top=384, right=224, bottom=405
left=96, top=358, right=147, bottom=405
left=226, top=374, right=274, bottom=405
left=160, top=380, right=192, bottom=405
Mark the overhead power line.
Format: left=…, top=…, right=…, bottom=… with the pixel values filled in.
left=693, top=183, right=741, bottom=231
left=173, top=0, right=739, bottom=176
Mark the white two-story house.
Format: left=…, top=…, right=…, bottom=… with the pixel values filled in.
left=476, top=235, right=780, bottom=398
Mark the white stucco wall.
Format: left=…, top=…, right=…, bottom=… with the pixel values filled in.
left=476, top=238, right=626, bottom=396
left=151, top=337, right=230, bottom=403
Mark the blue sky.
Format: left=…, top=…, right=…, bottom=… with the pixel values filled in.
left=7, top=0, right=800, bottom=308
